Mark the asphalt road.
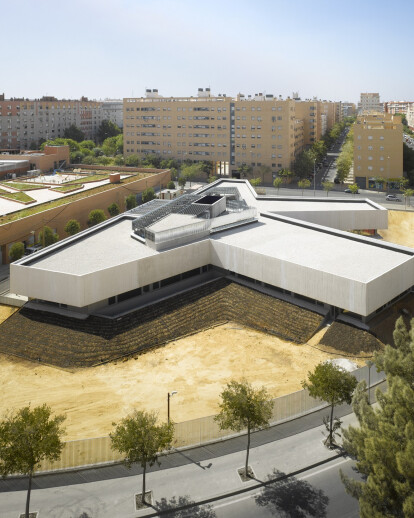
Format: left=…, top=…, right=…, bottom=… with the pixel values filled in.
left=212, top=457, right=360, bottom=518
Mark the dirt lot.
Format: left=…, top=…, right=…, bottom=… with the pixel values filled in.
left=378, top=210, right=414, bottom=247
left=0, top=322, right=368, bottom=440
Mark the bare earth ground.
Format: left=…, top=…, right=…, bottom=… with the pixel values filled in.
left=0, top=209, right=410, bottom=441
left=378, top=210, right=414, bottom=247
left=0, top=322, right=367, bottom=440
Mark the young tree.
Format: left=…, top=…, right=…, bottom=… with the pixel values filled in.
left=9, top=242, right=25, bottom=261
left=125, top=194, right=137, bottom=210
left=88, top=209, right=106, bottom=226
left=215, top=379, right=273, bottom=478
left=166, top=181, right=175, bottom=190
left=273, top=177, right=283, bottom=193
left=110, top=410, right=174, bottom=506
left=259, top=165, right=271, bottom=183
left=107, top=202, right=120, bottom=217
left=249, top=177, right=261, bottom=188
left=64, top=219, right=81, bottom=236
left=208, top=175, right=218, bottom=184
left=142, top=187, right=156, bottom=203
left=39, top=226, right=59, bottom=247
left=237, top=164, right=252, bottom=179
left=322, top=181, right=334, bottom=196
left=298, top=178, right=311, bottom=196
left=302, top=363, right=357, bottom=448
left=178, top=174, right=187, bottom=189
left=341, top=318, right=414, bottom=517
left=0, top=404, right=65, bottom=518
left=349, top=183, right=359, bottom=195
left=403, top=188, right=414, bottom=209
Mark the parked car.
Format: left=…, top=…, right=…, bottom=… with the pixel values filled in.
left=344, top=188, right=359, bottom=194
left=386, top=194, right=401, bottom=202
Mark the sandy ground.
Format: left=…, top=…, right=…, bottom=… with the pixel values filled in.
left=0, top=305, right=18, bottom=323
left=0, top=323, right=365, bottom=440
left=378, top=210, right=414, bottom=248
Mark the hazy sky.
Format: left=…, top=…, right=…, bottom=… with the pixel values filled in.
left=2, top=0, right=412, bottom=103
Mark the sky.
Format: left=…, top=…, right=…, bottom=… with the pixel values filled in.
left=1, top=0, right=413, bottom=104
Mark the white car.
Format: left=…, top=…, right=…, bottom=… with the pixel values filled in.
left=386, top=194, right=401, bottom=202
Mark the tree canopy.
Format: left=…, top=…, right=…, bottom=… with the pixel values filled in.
left=64, top=219, right=81, bottom=236
left=142, top=187, right=156, bottom=203
left=110, top=410, right=173, bottom=505
left=0, top=404, right=65, bottom=518
left=215, top=379, right=273, bottom=477
left=341, top=317, right=414, bottom=517
left=9, top=242, right=25, bottom=261
left=97, top=120, right=121, bottom=144
left=294, top=150, right=315, bottom=179
left=125, top=194, right=137, bottom=210
left=107, top=202, right=120, bottom=217
left=88, top=209, right=106, bottom=226
left=63, top=124, right=85, bottom=142
left=302, top=362, right=357, bottom=447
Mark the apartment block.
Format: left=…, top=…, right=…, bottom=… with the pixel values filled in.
left=407, top=104, right=414, bottom=129
left=353, top=113, right=403, bottom=189
left=124, top=89, right=341, bottom=180
left=384, top=100, right=414, bottom=115
left=358, top=93, right=383, bottom=114
left=0, top=95, right=123, bottom=150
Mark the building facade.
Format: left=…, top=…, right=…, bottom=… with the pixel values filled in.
left=0, top=95, right=123, bottom=150
left=384, top=101, right=414, bottom=115
left=124, top=89, right=342, bottom=180
left=353, top=113, right=403, bottom=189
left=358, top=93, right=383, bottom=114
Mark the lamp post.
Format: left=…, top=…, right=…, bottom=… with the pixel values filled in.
left=366, top=360, right=374, bottom=404
left=313, top=158, right=316, bottom=196
left=167, top=391, right=177, bottom=424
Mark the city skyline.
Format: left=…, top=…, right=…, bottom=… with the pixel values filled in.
left=2, top=0, right=413, bottom=103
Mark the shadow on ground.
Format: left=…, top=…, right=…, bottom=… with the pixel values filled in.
left=255, top=469, right=329, bottom=517
left=154, top=495, right=216, bottom=517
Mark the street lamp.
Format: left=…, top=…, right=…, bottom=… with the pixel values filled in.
left=366, top=360, right=374, bottom=404
left=167, top=391, right=178, bottom=424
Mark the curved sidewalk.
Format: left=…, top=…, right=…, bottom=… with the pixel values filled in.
left=0, top=401, right=355, bottom=493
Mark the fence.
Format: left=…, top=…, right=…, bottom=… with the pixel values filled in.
left=36, top=364, right=386, bottom=473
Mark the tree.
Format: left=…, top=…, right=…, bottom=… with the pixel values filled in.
left=237, top=164, right=252, bottom=179
left=322, top=181, right=334, bottom=196
left=63, top=124, right=85, bottom=142
left=70, top=151, right=84, bottom=164
left=142, top=187, right=156, bottom=203
left=166, top=181, right=175, bottom=190
left=249, top=177, right=261, bottom=188
left=125, top=194, right=137, bottom=210
left=110, top=410, right=174, bottom=506
left=403, top=188, right=414, bottom=209
left=107, top=203, right=120, bottom=217
left=9, top=242, right=25, bottom=261
left=96, top=120, right=121, bottom=144
left=349, top=183, right=359, bottom=195
left=215, top=379, right=273, bottom=478
left=102, top=134, right=123, bottom=157
left=64, top=219, right=81, bottom=236
left=294, top=150, right=315, bottom=179
left=302, top=362, right=357, bottom=448
left=311, top=140, right=327, bottom=162
left=88, top=209, right=106, bottom=226
left=273, top=177, right=283, bottom=193
left=79, top=140, right=95, bottom=150
left=208, top=175, right=218, bottom=184
left=181, top=163, right=205, bottom=186
left=125, top=154, right=141, bottom=167
left=278, top=169, right=294, bottom=185
left=39, top=226, right=59, bottom=247
left=341, top=318, right=414, bottom=517
left=298, top=178, right=311, bottom=196
left=178, top=175, right=187, bottom=189
left=0, top=404, right=65, bottom=518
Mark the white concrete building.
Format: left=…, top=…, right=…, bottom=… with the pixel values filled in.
left=359, top=93, right=383, bottom=114
left=10, top=180, right=414, bottom=323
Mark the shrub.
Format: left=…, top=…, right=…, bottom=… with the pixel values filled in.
left=39, top=226, right=59, bottom=247
left=167, top=181, right=175, bottom=190
left=88, top=209, right=106, bottom=226
left=64, top=219, right=81, bottom=236
left=125, top=194, right=137, bottom=210
left=142, top=187, right=156, bottom=203
left=9, top=242, right=25, bottom=261
left=108, top=202, right=120, bottom=217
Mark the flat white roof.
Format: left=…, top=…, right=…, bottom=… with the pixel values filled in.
left=213, top=215, right=412, bottom=283
left=30, top=219, right=157, bottom=275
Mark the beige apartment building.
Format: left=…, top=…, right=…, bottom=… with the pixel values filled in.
left=384, top=100, right=414, bottom=115
left=124, top=89, right=342, bottom=180
left=353, top=113, right=403, bottom=189
left=0, top=95, right=123, bottom=150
